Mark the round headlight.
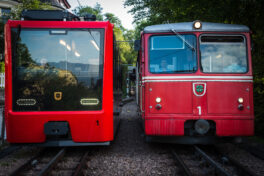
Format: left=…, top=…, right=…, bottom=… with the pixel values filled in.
left=238, top=97, right=244, bottom=103
left=193, top=20, right=202, bottom=29
left=156, top=97, right=161, bottom=103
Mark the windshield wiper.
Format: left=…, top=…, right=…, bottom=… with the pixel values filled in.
left=171, top=29, right=196, bottom=52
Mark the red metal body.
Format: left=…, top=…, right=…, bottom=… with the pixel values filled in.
left=5, top=20, right=115, bottom=144
left=138, top=30, right=254, bottom=141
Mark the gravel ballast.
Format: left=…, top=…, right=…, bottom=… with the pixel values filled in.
left=84, top=101, right=176, bottom=175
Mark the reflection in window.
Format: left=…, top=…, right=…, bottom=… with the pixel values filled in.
left=12, top=28, right=104, bottom=111
left=149, top=35, right=197, bottom=73
left=200, top=36, right=247, bottom=73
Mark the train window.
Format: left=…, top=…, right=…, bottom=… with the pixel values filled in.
left=11, top=28, right=104, bottom=111
left=151, top=36, right=184, bottom=50
left=200, top=35, right=248, bottom=73
left=149, top=35, right=197, bottom=73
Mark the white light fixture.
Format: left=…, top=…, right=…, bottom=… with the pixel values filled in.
left=193, top=20, right=202, bottom=29
left=59, top=40, right=66, bottom=46
left=90, top=40, right=100, bottom=51
left=156, top=97, right=161, bottom=103
left=75, top=52, right=80, bottom=57
left=51, top=30, right=67, bottom=34
left=66, top=45, right=71, bottom=51
left=216, top=54, right=222, bottom=58
left=238, top=97, right=244, bottom=103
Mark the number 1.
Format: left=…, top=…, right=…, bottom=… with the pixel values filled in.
left=197, top=106, right=201, bottom=115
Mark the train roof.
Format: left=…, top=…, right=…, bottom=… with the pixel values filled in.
left=143, top=22, right=250, bottom=33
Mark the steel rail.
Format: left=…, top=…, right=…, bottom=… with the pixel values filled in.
left=9, top=149, right=45, bottom=176
left=240, top=144, right=264, bottom=160
left=193, top=145, right=231, bottom=176
left=228, top=157, right=258, bottom=176
left=171, top=149, right=192, bottom=176
left=0, top=146, right=21, bottom=159
left=38, top=148, right=65, bottom=176
left=214, top=146, right=258, bottom=176
left=73, top=151, right=89, bottom=176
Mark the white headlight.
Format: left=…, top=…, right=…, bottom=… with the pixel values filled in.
left=156, top=97, right=161, bottom=103
left=193, top=21, right=202, bottom=29
left=238, top=97, right=244, bottom=103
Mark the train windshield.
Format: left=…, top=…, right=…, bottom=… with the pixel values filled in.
left=149, top=34, right=197, bottom=73
left=11, top=28, right=104, bottom=111
left=200, top=35, right=248, bottom=73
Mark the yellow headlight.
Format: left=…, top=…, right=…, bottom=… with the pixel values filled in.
left=238, top=97, right=244, bottom=103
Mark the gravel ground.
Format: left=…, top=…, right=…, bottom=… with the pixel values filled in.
left=216, top=143, right=264, bottom=176
left=0, top=146, right=42, bottom=175
left=51, top=148, right=87, bottom=176
left=84, top=101, right=177, bottom=176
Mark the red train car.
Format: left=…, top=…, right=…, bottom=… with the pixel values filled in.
left=136, top=21, right=254, bottom=144
left=4, top=11, right=121, bottom=146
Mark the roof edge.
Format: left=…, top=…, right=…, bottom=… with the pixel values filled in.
left=143, top=22, right=250, bottom=33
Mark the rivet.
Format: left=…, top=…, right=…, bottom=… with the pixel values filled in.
left=149, top=88, right=152, bottom=91
left=247, top=106, right=250, bottom=110
left=246, top=88, right=249, bottom=92
left=149, top=106, right=152, bottom=108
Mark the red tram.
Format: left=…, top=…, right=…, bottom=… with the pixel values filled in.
left=136, top=21, right=254, bottom=144
left=4, top=11, right=121, bottom=146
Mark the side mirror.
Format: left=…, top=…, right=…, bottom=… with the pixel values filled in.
left=134, top=40, right=140, bottom=51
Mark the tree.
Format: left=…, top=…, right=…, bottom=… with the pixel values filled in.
left=123, top=29, right=137, bottom=64
left=104, top=12, right=124, bottom=31
left=73, top=3, right=104, bottom=21
left=10, top=0, right=54, bottom=20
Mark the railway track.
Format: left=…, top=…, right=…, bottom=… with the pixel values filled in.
left=238, top=143, right=264, bottom=161
left=9, top=147, right=90, bottom=176
left=0, top=146, right=21, bottom=159
left=171, top=145, right=258, bottom=176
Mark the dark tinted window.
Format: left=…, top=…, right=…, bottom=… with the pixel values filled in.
left=12, top=28, right=104, bottom=111
left=201, top=36, right=244, bottom=43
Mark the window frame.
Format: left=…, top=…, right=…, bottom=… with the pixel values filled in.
left=148, top=34, right=198, bottom=74
left=199, top=34, right=249, bottom=74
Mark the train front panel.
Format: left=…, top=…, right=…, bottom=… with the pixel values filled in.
left=138, top=22, right=254, bottom=143
left=5, top=20, right=115, bottom=146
